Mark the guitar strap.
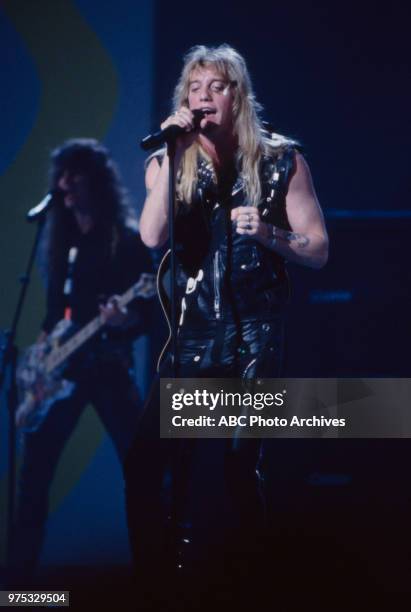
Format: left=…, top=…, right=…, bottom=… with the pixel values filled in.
left=63, top=246, right=78, bottom=321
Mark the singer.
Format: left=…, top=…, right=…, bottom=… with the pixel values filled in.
left=125, top=44, right=328, bottom=607
left=10, top=139, right=154, bottom=585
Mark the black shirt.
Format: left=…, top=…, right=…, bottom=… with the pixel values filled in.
left=42, top=225, right=154, bottom=350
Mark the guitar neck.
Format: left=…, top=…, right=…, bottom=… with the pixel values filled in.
left=45, top=286, right=137, bottom=373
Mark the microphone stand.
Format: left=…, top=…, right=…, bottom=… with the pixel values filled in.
left=167, top=140, right=179, bottom=378
left=163, top=136, right=193, bottom=574
left=140, top=128, right=191, bottom=575
left=0, top=214, right=46, bottom=571
left=166, top=140, right=187, bottom=570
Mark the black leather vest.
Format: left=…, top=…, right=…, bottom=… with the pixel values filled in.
left=174, top=146, right=296, bottom=328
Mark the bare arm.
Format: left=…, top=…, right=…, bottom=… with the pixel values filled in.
left=139, top=155, right=172, bottom=248
left=273, top=153, right=329, bottom=268
left=139, top=108, right=198, bottom=248
left=232, top=153, right=329, bottom=269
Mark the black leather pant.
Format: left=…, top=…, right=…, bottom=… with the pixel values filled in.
left=124, top=318, right=284, bottom=586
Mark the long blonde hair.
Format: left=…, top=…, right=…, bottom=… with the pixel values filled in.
left=171, top=44, right=296, bottom=206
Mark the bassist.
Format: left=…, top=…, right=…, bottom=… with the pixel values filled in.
left=11, top=139, right=154, bottom=583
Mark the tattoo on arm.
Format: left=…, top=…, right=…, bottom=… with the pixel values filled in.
left=287, top=232, right=310, bottom=248
left=277, top=230, right=310, bottom=248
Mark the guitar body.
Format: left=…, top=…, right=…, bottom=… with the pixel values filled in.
left=16, top=319, right=76, bottom=431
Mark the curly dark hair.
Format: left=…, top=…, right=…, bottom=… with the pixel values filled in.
left=39, top=138, right=137, bottom=283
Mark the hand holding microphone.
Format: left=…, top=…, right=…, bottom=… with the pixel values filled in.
left=140, top=107, right=215, bottom=151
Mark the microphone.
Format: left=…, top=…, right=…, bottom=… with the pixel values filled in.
left=26, top=189, right=64, bottom=222
left=140, top=109, right=211, bottom=151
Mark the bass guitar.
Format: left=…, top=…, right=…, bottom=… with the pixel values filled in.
left=16, top=273, right=156, bottom=431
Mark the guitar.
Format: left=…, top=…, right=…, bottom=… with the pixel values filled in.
left=16, top=273, right=156, bottom=431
